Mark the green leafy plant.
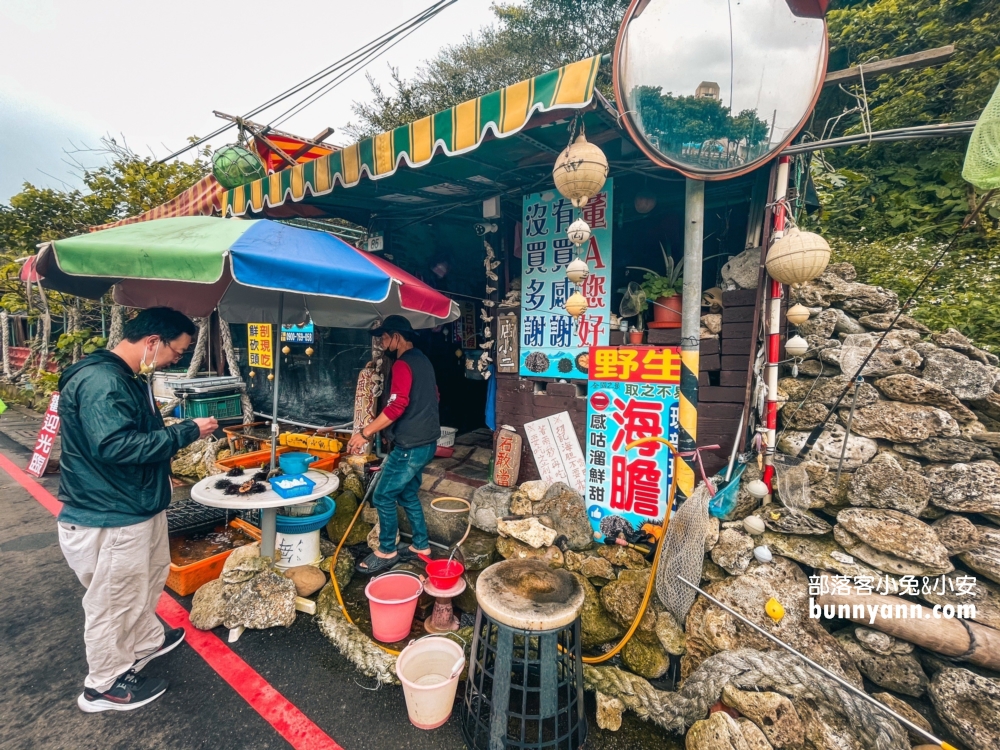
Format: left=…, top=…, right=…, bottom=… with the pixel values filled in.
left=631, top=243, right=684, bottom=304
left=53, top=329, right=107, bottom=366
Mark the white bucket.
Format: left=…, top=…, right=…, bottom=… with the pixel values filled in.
left=273, top=529, right=321, bottom=570
left=396, top=636, right=465, bottom=730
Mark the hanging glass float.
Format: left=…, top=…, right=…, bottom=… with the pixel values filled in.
left=765, top=228, right=831, bottom=285
left=552, top=132, right=609, bottom=208
left=212, top=144, right=267, bottom=189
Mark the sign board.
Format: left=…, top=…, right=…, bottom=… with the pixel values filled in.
left=26, top=392, right=60, bottom=477
left=247, top=323, right=274, bottom=369
left=585, top=347, right=681, bottom=541
left=454, top=302, right=477, bottom=348
left=281, top=322, right=315, bottom=344
left=519, top=181, right=614, bottom=379
left=523, top=411, right=586, bottom=494
left=496, top=313, right=519, bottom=374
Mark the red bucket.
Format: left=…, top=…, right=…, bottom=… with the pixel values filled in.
left=365, top=573, right=423, bottom=643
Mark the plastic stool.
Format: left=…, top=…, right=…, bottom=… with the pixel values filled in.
left=459, top=559, right=587, bottom=750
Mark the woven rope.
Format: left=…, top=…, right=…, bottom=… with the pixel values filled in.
left=108, top=305, right=125, bottom=349
left=219, top=319, right=255, bottom=423
left=315, top=583, right=399, bottom=685
left=1, top=311, right=11, bottom=380
left=583, top=648, right=907, bottom=749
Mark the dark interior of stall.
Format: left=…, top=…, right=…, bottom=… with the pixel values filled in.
left=235, top=157, right=760, bottom=441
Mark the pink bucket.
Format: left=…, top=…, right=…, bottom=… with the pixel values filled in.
left=365, top=573, right=424, bottom=643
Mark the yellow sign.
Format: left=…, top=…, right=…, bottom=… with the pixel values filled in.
left=247, top=323, right=274, bottom=369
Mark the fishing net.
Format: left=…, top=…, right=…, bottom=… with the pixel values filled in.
left=772, top=453, right=812, bottom=512
left=963, top=79, right=1000, bottom=190
left=656, top=483, right=711, bottom=625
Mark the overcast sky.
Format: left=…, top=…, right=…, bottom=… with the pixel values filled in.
left=0, top=0, right=500, bottom=201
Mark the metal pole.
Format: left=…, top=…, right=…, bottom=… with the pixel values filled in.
left=261, top=292, right=284, bottom=560
left=762, top=156, right=791, bottom=504
left=677, top=178, right=705, bottom=498
left=677, top=577, right=956, bottom=750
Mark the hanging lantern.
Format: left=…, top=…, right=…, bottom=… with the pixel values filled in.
left=786, top=303, right=810, bottom=326
left=249, top=369, right=256, bottom=387
left=552, top=133, right=609, bottom=208
left=634, top=191, right=657, bottom=214
left=765, top=227, right=831, bottom=285
left=305, top=346, right=314, bottom=365
left=566, top=258, right=590, bottom=285
left=785, top=335, right=809, bottom=357
left=566, top=218, right=592, bottom=247
left=564, top=292, right=589, bottom=319
left=211, top=145, right=266, bottom=189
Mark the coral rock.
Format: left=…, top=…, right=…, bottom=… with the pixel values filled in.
left=847, top=453, right=930, bottom=516
left=839, top=401, right=959, bottom=444
left=835, top=630, right=928, bottom=696
left=711, top=528, right=755, bottom=575
left=932, top=514, right=982, bottom=554
left=190, top=578, right=232, bottom=631
left=595, top=691, right=625, bottom=732
left=926, top=461, right=1000, bottom=515
left=469, top=483, right=514, bottom=533
left=572, top=572, right=623, bottom=648
left=532, top=482, right=593, bottom=550
left=893, top=437, right=993, bottom=463
left=621, top=636, right=670, bottom=679
left=874, top=373, right=977, bottom=423
left=721, top=685, right=804, bottom=749
left=927, top=668, right=1000, bottom=750
left=835, top=508, right=953, bottom=576
left=921, top=347, right=996, bottom=401
left=872, top=692, right=933, bottom=746
left=495, top=536, right=564, bottom=567
left=821, top=345, right=922, bottom=378
left=777, top=426, right=877, bottom=471
left=686, top=710, right=751, bottom=750
left=496, top=516, right=558, bottom=548
left=223, top=570, right=297, bottom=630
left=736, top=719, right=773, bottom=750
left=858, top=312, right=930, bottom=333
left=959, top=525, right=1000, bottom=584
left=655, top=610, right=687, bottom=656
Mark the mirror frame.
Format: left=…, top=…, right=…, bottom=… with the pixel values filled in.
left=612, top=0, right=828, bottom=181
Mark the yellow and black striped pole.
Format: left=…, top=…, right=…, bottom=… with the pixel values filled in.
left=677, top=179, right=705, bottom=498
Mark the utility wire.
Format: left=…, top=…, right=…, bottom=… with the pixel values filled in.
left=795, top=188, right=998, bottom=459
left=268, top=8, right=439, bottom=129
left=158, top=0, right=456, bottom=162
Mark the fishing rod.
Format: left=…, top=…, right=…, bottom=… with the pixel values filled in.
left=678, top=576, right=957, bottom=750
left=794, top=187, right=997, bottom=460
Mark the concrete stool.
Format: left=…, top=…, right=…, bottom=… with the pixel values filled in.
left=459, top=559, right=587, bottom=750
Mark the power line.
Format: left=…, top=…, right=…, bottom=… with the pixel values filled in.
left=158, top=0, right=456, bottom=163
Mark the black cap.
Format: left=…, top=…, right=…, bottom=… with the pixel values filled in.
left=371, top=315, right=416, bottom=338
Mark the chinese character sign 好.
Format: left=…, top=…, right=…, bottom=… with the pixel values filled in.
left=586, top=347, right=680, bottom=541
left=247, top=323, right=274, bottom=369
left=520, top=181, right=613, bottom=379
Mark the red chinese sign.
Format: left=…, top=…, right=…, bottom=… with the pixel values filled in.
left=586, top=347, right=680, bottom=540
left=26, top=392, right=60, bottom=477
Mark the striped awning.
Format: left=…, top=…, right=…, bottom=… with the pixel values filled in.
left=221, top=55, right=603, bottom=217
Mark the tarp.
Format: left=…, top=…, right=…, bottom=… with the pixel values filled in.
left=92, top=174, right=225, bottom=231
left=220, top=55, right=603, bottom=217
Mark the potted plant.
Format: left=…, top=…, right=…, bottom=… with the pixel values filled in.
left=631, top=243, right=684, bottom=329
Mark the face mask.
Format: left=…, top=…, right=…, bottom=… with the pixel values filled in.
left=139, top=341, right=160, bottom=377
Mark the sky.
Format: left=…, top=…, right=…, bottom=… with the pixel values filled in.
left=0, top=0, right=501, bottom=202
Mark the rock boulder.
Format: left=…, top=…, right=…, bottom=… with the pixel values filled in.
left=839, top=400, right=959, bottom=443
left=532, top=482, right=593, bottom=550
left=223, top=569, right=297, bottom=630
left=469, top=483, right=514, bottom=533
left=777, top=427, right=878, bottom=471
left=874, top=373, right=977, bottom=423
left=927, top=668, right=1000, bottom=750
left=721, top=685, right=804, bottom=749
left=959, top=526, right=1000, bottom=584
left=921, top=347, right=995, bottom=401
left=847, top=453, right=930, bottom=516
left=926, top=461, right=1000, bottom=515
left=834, top=508, right=953, bottom=576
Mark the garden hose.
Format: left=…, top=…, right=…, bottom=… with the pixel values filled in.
left=582, top=436, right=679, bottom=665
left=329, top=437, right=681, bottom=663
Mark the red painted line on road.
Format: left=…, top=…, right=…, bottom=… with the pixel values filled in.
left=0, top=452, right=63, bottom=515
left=0, top=453, right=343, bottom=750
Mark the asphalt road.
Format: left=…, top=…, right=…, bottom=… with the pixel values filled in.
left=0, top=428, right=678, bottom=750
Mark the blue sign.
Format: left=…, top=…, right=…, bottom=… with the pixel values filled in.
left=281, top=322, right=315, bottom=344
left=519, top=181, right=613, bottom=379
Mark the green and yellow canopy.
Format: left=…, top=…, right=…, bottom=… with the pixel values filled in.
left=221, top=55, right=603, bottom=217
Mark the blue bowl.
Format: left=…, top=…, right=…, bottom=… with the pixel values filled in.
left=275, top=495, right=336, bottom=534
left=279, top=452, right=317, bottom=474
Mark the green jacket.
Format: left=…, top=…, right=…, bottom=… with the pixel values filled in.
left=57, top=350, right=200, bottom=528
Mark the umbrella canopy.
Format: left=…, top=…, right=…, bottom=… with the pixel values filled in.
left=32, top=216, right=459, bottom=329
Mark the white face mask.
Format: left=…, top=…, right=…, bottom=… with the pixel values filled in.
left=139, top=341, right=160, bottom=377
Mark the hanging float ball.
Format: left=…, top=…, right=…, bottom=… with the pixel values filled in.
left=765, top=227, right=831, bottom=285
left=564, top=291, right=589, bottom=319
left=566, top=258, right=591, bottom=285
left=746, top=479, right=769, bottom=499
left=282, top=345, right=291, bottom=355
left=785, top=335, right=809, bottom=358
left=566, top=218, right=592, bottom=247
left=212, top=144, right=267, bottom=189
left=305, top=347, right=314, bottom=357
left=267, top=373, right=274, bottom=381
left=552, top=134, right=609, bottom=209
left=786, top=303, right=811, bottom=326
left=249, top=370, right=256, bottom=378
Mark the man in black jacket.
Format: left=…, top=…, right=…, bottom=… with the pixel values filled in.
left=57, top=308, right=216, bottom=713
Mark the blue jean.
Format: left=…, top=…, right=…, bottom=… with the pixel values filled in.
left=373, top=442, right=436, bottom=554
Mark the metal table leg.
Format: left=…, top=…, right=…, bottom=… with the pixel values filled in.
left=261, top=507, right=277, bottom=559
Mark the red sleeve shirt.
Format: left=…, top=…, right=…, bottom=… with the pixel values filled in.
left=384, top=359, right=412, bottom=421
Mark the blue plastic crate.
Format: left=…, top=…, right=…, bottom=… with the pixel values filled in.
left=270, top=474, right=316, bottom=499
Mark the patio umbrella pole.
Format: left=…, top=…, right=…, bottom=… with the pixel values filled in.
left=261, top=292, right=284, bottom=559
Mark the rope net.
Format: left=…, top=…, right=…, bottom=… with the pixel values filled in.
left=964, top=78, right=1000, bottom=190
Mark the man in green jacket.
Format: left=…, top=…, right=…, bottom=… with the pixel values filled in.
left=57, top=307, right=217, bottom=713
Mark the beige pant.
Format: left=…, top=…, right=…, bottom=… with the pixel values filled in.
left=58, top=512, right=169, bottom=691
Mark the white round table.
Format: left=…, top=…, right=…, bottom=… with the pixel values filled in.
left=190, top=470, right=339, bottom=558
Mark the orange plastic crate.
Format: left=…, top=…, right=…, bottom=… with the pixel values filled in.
left=166, top=519, right=261, bottom=596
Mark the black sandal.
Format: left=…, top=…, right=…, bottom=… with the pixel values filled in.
left=356, top=551, right=399, bottom=575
